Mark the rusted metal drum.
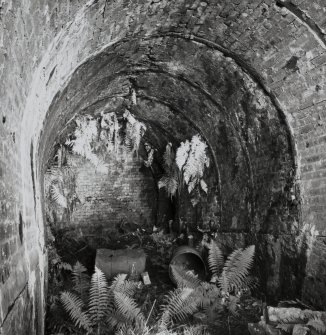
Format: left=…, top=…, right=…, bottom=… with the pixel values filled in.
left=169, top=245, right=207, bottom=284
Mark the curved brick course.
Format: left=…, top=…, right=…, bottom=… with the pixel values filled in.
left=1, top=0, right=326, bottom=332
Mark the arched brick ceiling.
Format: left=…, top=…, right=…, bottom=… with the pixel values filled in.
left=39, top=35, right=296, bottom=235
left=1, top=1, right=326, bottom=330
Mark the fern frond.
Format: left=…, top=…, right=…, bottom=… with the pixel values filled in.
left=106, top=309, right=130, bottom=331
left=88, top=267, right=109, bottom=325
left=58, top=262, right=73, bottom=271
left=307, top=317, right=326, bottom=333
left=170, top=265, right=201, bottom=289
left=158, top=175, right=178, bottom=198
left=163, top=143, right=175, bottom=169
left=176, top=140, right=191, bottom=171
left=115, top=323, right=139, bottom=335
left=109, top=273, right=128, bottom=291
left=49, top=183, right=67, bottom=208
left=117, top=281, right=140, bottom=299
left=200, top=180, right=208, bottom=194
left=68, top=116, right=100, bottom=167
left=45, top=167, right=64, bottom=184
left=203, top=298, right=224, bottom=322
left=64, top=138, right=75, bottom=149
left=107, top=275, right=143, bottom=330
left=114, top=291, right=145, bottom=327
left=176, top=135, right=209, bottom=195
left=86, top=152, right=100, bottom=167
left=95, top=160, right=109, bottom=174
left=195, top=282, right=221, bottom=308
left=109, top=274, right=139, bottom=297
left=61, top=165, right=75, bottom=181
left=60, top=291, right=91, bottom=331
left=183, top=135, right=208, bottom=185
left=101, top=111, right=119, bottom=133
left=72, top=262, right=90, bottom=301
left=276, top=324, right=294, bottom=332
left=208, top=240, right=224, bottom=277
left=159, top=143, right=180, bottom=198
left=240, top=275, right=259, bottom=291
left=218, top=245, right=255, bottom=293
left=187, top=178, right=197, bottom=194
left=74, top=117, right=98, bottom=143
left=160, top=288, right=198, bottom=328
left=226, top=295, right=240, bottom=316
left=123, top=110, right=146, bottom=155
left=183, top=325, right=208, bottom=335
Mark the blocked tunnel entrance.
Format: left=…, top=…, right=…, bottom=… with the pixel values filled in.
left=39, top=36, right=302, bottom=334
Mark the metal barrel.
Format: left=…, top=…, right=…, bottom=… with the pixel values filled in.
left=169, top=245, right=207, bottom=284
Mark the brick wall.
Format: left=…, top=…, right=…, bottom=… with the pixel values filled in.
left=1, top=0, right=326, bottom=332
left=50, top=148, right=158, bottom=244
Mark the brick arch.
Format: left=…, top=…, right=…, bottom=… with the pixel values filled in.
left=36, top=30, right=299, bottom=307
left=1, top=0, right=326, bottom=332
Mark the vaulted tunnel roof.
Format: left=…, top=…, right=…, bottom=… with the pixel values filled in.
left=39, top=34, right=296, bottom=235
left=2, top=1, right=326, bottom=331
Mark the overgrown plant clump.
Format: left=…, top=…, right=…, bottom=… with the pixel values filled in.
left=45, top=227, right=75, bottom=334
left=45, top=110, right=147, bottom=212
left=100, top=111, right=121, bottom=154
left=123, top=110, right=147, bottom=156
left=171, top=241, right=257, bottom=325
left=45, top=164, right=69, bottom=210
left=158, top=142, right=180, bottom=199
left=65, top=116, right=101, bottom=168
left=65, top=111, right=147, bottom=172
left=50, top=241, right=258, bottom=335
left=44, top=147, right=79, bottom=220
left=148, top=230, right=175, bottom=270
left=59, top=263, right=207, bottom=335
left=158, top=135, right=210, bottom=202
left=60, top=264, right=142, bottom=335
left=176, top=134, right=209, bottom=195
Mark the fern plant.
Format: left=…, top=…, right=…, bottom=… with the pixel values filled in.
left=61, top=291, right=92, bottom=332
left=61, top=267, right=108, bottom=334
left=170, top=265, right=222, bottom=318
left=44, top=166, right=67, bottom=209
left=158, top=135, right=210, bottom=200
left=176, top=135, right=209, bottom=194
left=158, top=143, right=180, bottom=199
left=44, top=156, right=80, bottom=224
left=159, top=288, right=198, bottom=328
left=217, top=244, right=256, bottom=294
left=72, top=262, right=90, bottom=302
left=61, top=263, right=205, bottom=335
left=123, top=110, right=147, bottom=156
left=60, top=266, right=145, bottom=335
left=66, top=116, right=98, bottom=162
left=159, top=135, right=210, bottom=200
left=100, top=111, right=121, bottom=154
left=171, top=242, right=256, bottom=321
left=116, top=286, right=200, bottom=335
left=143, top=142, right=155, bottom=168
left=307, top=317, right=326, bottom=334
left=65, top=115, right=109, bottom=173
